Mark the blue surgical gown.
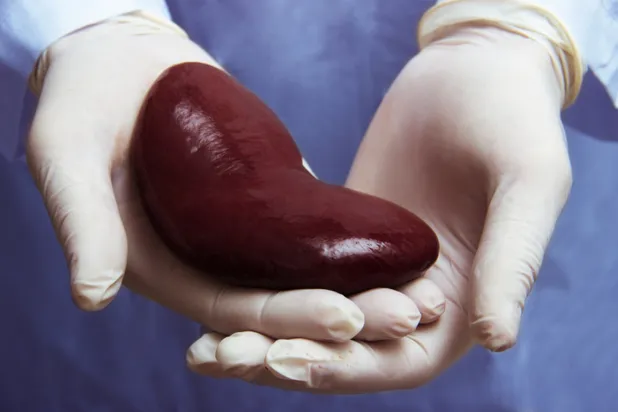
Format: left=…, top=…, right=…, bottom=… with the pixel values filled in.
left=1, top=1, right=617, bottom=411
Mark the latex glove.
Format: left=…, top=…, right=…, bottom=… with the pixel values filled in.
left=26, top=11, right=445, bottom=350
left=187, top=24, right=574, bottom=392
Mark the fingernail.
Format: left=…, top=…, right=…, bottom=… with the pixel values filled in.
left=428, top=301, right=446, bottom=317
left=319, top=301, right=365, bottom=341
left=390, top=313, right=420, bottom=337
left=482, top=331, right=515, bottom=352
left=266, top=340, right=342, bottom=385
left=216, top=333, right=259, bottom=365
left=187, top=335, right=220, bottom=365
left=471, top=318, right=517, bottom=352
left=186, top=346, right=222, bottom=376
left=73, top=269, right=123, bottom=311
left=423, top=290, right=445, bottom=313
left=186, top=346, right=204, bottom=366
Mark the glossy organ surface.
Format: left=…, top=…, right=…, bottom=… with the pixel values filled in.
left=131, top=62, right=439, bottom=295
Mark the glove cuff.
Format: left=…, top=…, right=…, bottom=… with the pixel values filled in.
left=28, top=10, right=188, bottom=96
left=417, top=0, right=584, bottom=109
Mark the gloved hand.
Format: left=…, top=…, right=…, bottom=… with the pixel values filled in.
left=186, top=12, right=578, bottom=392
left=26, top=11, right=446, bottom=356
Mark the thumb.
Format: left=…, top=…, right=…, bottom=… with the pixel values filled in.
left=470, top=169, right=571, bottom=352
left=27, top=116, right=128, bottom=311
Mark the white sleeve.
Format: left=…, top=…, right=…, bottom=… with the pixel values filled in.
left=524, top=1, right=602, bottom=70
left=526, top=0, right=618, bottom=105
left=429, top=0, right=618, bottom=106
left=0, top=0, right=172, bottom=161
left=0, top=0, right=171, bottom=78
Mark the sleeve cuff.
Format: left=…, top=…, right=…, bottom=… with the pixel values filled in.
left=0, top=0, right=171, bottom=77
left=526, top=0, right=603, bottom=63
left=418, top=0, right=586, bottom=108
left=422, top=0, right=618, bottom=108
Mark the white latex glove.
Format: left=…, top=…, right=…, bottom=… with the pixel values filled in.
left=26, top=11, right=446, bottom=353
left=187, top=24, right=574, bottom=392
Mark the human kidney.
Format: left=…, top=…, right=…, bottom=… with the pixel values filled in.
left=131, top=62, right=439, bottom=295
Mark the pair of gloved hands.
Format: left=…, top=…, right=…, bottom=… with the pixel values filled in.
left=26, top=6, right=575, bottom=393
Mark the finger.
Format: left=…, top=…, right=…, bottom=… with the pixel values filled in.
left=470, top=172, right=571, bottom=352
left=202, top=287, right=366, bottom=342
left=350, top=288, right=421, bottom=341
left=265, top=303, right=471, bottom=393
left=399, top=278, right=446, bottom=324
left=186, top=333, right=229, bottom=378
left=26, top=116, right=127, bottom=311
left=187, top=331, right=311, bottom=391
left=187, top=331, right=271, bottom=381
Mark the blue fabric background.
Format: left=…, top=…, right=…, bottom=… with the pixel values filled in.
left=0, top=1, right=616, bottom=410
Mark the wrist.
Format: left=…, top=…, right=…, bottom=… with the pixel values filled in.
left=417, top=0, right=583, bottom=108
left=422, top=26, right=564, bottom=108
left=29, top=11, right=190, bottom=96
left=0, top=0, right=171, bottom=78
